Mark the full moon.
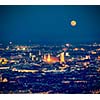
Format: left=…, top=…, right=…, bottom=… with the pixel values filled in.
left=70, top=20, right=77, bottom=27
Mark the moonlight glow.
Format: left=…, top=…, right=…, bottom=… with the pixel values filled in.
left=71, top=20, right=77, bottom=27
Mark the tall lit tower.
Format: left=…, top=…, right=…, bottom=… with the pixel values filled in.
left=60, top=52, right=65, bottom=63
left=47, top=53, right=51, bottom=62
left=43, top=54, right=46, bottom=60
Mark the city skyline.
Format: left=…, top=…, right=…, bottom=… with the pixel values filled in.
left=1, top=42, right=100, bottom=94
left=0, top=5, right=100, bottom=94
left=0, top=6, right=100, bottom=44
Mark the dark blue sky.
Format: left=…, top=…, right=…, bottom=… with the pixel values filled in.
left=0, top=5, right=100, bottom=44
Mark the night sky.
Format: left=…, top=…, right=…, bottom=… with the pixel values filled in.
left=0, top=5, right=100, bottom=44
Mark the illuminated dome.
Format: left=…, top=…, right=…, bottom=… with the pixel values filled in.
left=43, top=54, right=59, bottom=64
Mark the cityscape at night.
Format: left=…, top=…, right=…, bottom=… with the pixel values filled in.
left=0, top=5, right=100, bottom=94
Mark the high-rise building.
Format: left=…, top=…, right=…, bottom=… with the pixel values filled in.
left=60, top=52, right=65, bottom=63
left=47, top=54, right=51, bottom=62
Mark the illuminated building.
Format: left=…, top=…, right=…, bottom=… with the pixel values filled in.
left=2, top=78, right=8, bottom=83
left=80, top=57, right=85, bottom=61
left=73, top=48, right=78, bottom=51
left=32, top=56, right=35, bottom=61
left=10, top=60, right=16, bottom=63
left=91, top=51, right=96, bottom=54
left=0, top=58, right=8, bottom=65
left=22, top=47, right=26, bottom=51
left=12, top=68, right=17, bottom=71
left=6, top=46, right=9, bottom=50
left=47, top=54, right=51, bottom=62
left=59, top=64, right=69, bottom=70
left=29, top=53, right=36, bottom=61
left=43, top=54, right=59, bottom=64
left=16, top=46, right=27, bottom=51
left=60, top=52, right=65, bottom=63
left=29, top=52, right=32, bottom=58
left=80, top=48, right=85, bottom=51
left=36, top=57, right=38, bottom=61
left=43, top=54, right=46, bottom=60
left=66, top=52, right=70, bottom=56
left=0, top=67, right=10, bottom=70
left=83, top=62, right=90, bottom=68
left=17, top=47, right=20, bottom=51
left=17, top=69, right=38, bottom=73
left=85, top=55, right=90, bottom=59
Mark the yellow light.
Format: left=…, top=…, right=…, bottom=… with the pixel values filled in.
left=17, top=47, right=20, bottom=50
left=47, top=54, right=51, bottom=62
left=74, top=48, right=78, bottom=51
left=71, top=20, right=77, bottom=27
left=32, top=55, right=36, bottom=61
left=60, top=52, right=65, bottom=63
left=80, top=57, right=85, bottom=61
left=0, top=59, right=2, bottom=63
left=17, top=69, right=38, bottom=73
left=2, top=78, right=8, bottom=83
left=91, top=51, right=96, bottom=54
left=12, top=68, right=17, bottom=71
left=0, top=58, right=8, bottom=64
left=10, top=60, right=16, bottom=63
left=22, top=47, right=26, bottom=51
left=43, top=55, right=46, bottom=60
left=80, top=48, right=85, bottom=51
left=43, top=54, right=59, bottom=64
left=85, top=55, right=90, bottom=59
left=83, top=62, right=89, bottom=68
